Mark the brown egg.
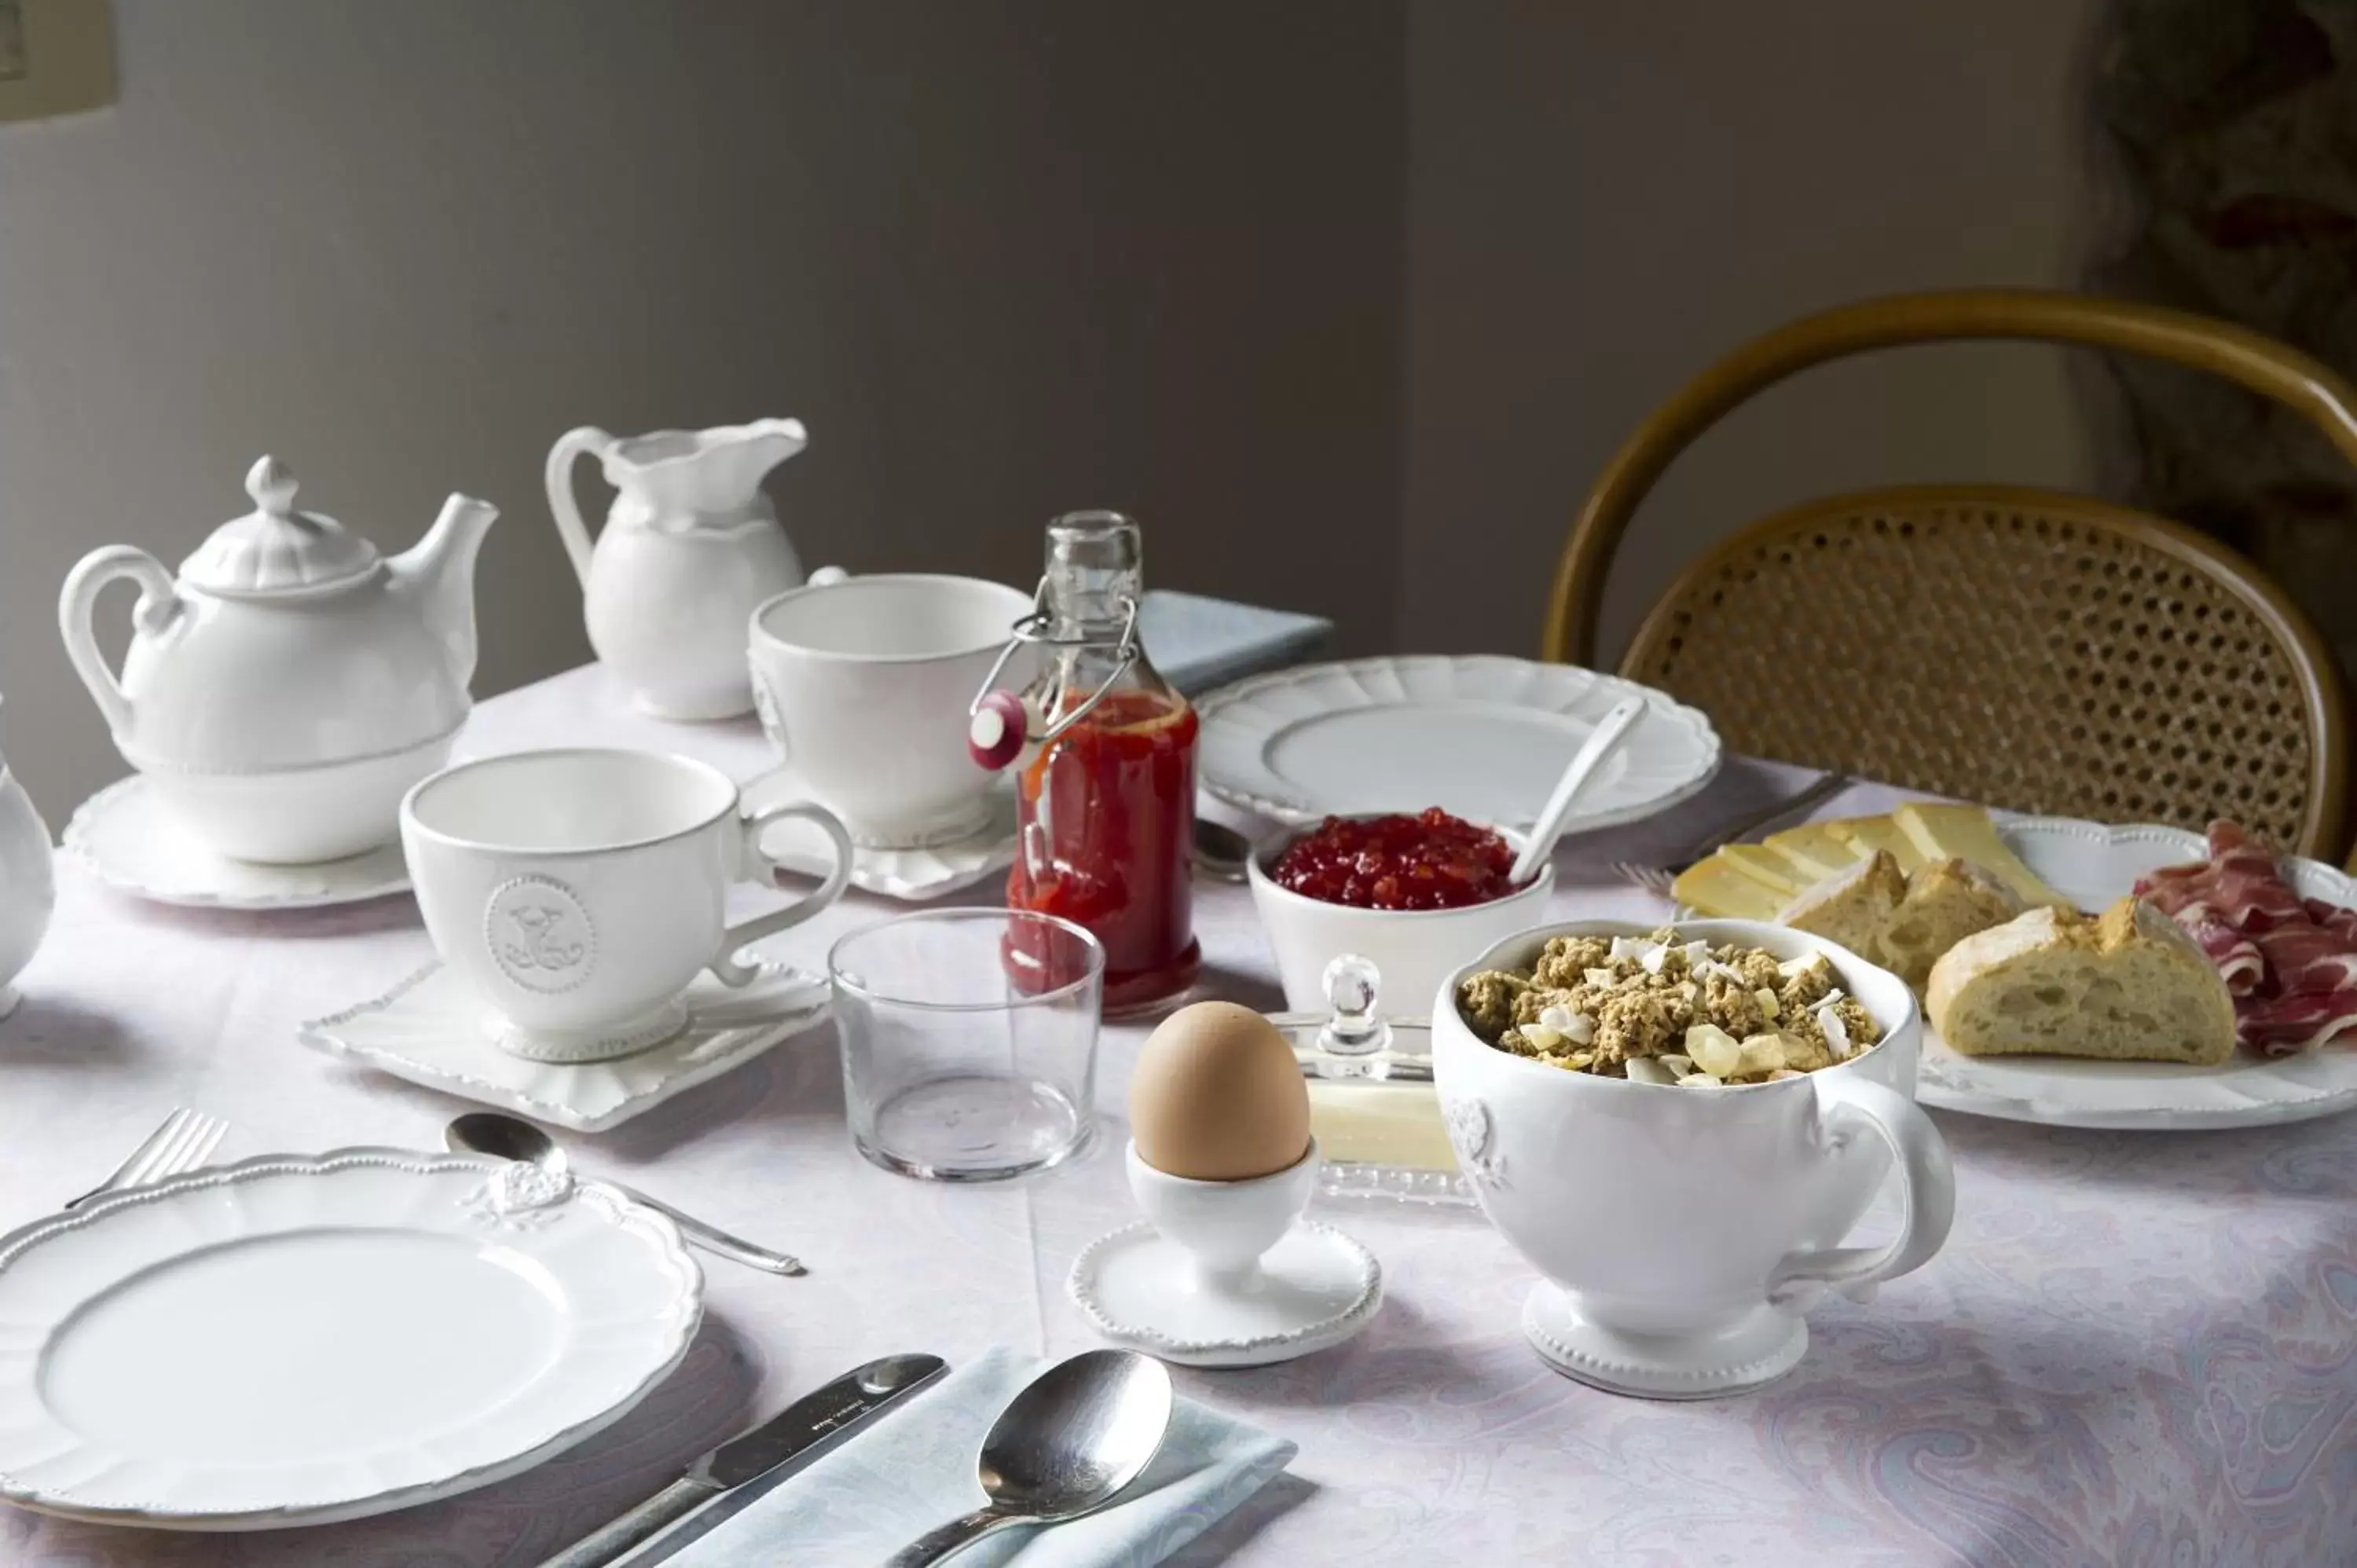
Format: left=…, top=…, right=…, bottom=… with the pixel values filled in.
left=1130, top=1001, right=1311, bottom=1181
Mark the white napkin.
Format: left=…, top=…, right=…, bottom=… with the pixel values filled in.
left=665, top=1346, right=1298, bottom=1566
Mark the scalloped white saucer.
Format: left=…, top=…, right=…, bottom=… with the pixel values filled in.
left=1522, top=1284, right=1805, bottom=1400
left=0, top=1148, right=700, bottom=1530
left=1067, top=1220, right=1383, bottom=1368
left=1914, top=818, right=2357, bottom=1131
left=1195, top=654, right=1721, bottom=831
left=299, top=959, right=829, bottom=1132
left=742, top=767, right=1014, bottom=902
left=64, top=776, right=410, bottom=911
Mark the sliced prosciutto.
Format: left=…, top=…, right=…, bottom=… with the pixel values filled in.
left=2133, top=819, right=2357, bottom=1056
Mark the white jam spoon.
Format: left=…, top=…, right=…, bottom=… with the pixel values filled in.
left=1508, top=695, right=1648, bottom=886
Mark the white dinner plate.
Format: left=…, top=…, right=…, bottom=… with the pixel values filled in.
left=1195, top=655, right=1721, bottom=832
left=0, top=1149, right=701, bottom=1529
left=1915, top=818, right=2357, bottom=1130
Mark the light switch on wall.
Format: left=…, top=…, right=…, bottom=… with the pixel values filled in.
left=0, top=0, right=114, bottom=124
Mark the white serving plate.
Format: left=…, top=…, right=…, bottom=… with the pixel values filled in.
left=1196, top=655, right=1720, bottom=832
left=0, top=1149, right=701, bottom=1530
left=299, top=959, right=829, bottom=1133
left=64, top=776, right=411, bottom=910
left=1915, top=817, right=2357, bottom=1130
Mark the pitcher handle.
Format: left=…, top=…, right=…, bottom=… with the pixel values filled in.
left=709, top=800, right=854, bottom=986
left=1766, top=1073, right=1955, bottom=1312
left=58, top=547, right=180, bottom=739
left=544, top=426, right=614, bottom=588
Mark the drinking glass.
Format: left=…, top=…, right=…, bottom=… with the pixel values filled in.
left=829, top=908, right=1105, bottom=1181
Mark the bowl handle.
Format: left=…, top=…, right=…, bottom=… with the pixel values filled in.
left=1765, top=1074, right=1955, bottom=1311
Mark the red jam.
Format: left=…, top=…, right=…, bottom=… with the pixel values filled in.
left=1006, top=688, right=1201, bottom=1009
left=1270, top=808, right=1520, bottom=910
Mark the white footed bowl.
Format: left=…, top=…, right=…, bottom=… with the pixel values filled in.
left=1247, top=816, right=1552, bottom=1015
left=145, top=735, right=453, bottom=865
left=1431, top=918, right=1954, bottom=1398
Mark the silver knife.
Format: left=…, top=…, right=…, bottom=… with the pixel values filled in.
left=540, top=1353, right=948, bottom=1568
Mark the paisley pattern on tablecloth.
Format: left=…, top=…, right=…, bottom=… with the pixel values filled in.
left=4, top=673, right=2352, bottom=1565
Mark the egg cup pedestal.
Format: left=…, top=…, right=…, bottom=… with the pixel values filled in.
left=1066, top=1140, right=1383, bottom=1368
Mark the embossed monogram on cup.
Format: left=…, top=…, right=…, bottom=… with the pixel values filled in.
left=484, top=875, right=596, bottom=994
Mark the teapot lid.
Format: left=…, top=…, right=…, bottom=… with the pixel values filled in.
left=179, top=456, right=382, bottom=595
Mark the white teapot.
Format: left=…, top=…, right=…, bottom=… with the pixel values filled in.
left=544, top=419, right=818, bottom=720
left=60, top=456, right=498, bottom=865
left=0, top=698, right=53, bottom=1020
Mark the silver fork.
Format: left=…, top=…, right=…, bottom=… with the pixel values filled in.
left=64, top=1108, right=229, bottom=1209
left=1612, top=773, right=1858, bottom=899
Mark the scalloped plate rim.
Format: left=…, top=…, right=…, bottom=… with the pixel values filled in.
left=0, top=1146, right=702, bottom=1530
left=1193, top=655, right=1722, bottom=830
left=62, top=777, right=412, bottom=911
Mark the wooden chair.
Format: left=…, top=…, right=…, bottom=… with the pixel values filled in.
left=1543, top=290, right=2355, bottom=865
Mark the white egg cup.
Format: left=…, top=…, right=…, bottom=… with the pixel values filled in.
left=1065, top=1139, right=1383, bottom=1368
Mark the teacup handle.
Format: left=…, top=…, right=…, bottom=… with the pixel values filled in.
left=1766, top=1074, right=1955, bottom=1312
left=709, top=800, right=854, bottom=987
left=544, top=426, right=615, bottom=588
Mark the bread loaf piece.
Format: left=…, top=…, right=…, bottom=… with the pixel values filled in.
left=1926, top=897, right=2235, bottom=1064
left=1878, top=859, right=2020, bottom=991
left=1779, top=850, right=1904, bottom=959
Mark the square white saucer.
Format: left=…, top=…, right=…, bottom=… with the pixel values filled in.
left=299, top=958, right=830, bottom=1132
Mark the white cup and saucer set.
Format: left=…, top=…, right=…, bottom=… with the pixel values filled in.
left=305, top=748, right=853, bottom=1131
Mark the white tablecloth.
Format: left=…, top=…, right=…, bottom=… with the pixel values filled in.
left=3, top=664, right=2352, bottom=1565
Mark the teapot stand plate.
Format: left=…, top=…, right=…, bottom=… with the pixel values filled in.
left=1520, top=1283, right=1807, bottom=1400
left=64, top=778, right=412, bottom=911
left=298, top=957, right=829, bottom=1133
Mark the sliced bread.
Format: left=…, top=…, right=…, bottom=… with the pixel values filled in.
left=1779, top=850, right=1906, bottom=959
left=1877, top=858, right=2020, bottom=991
left=1926, top=896, right=2235, bottom=1064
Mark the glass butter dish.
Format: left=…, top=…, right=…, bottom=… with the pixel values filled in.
left=1266, top=955, right=1473, bottom=1209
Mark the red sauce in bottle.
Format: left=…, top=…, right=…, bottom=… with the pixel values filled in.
left=1007, top=688, right=1201, bottom=1012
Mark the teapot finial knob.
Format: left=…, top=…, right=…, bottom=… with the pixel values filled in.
left=245, top=456, right=299, bottom=517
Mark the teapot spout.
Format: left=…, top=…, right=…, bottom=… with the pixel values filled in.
left=391, top=493, right=499, bottom=692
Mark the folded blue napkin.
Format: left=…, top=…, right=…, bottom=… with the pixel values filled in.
left=1137, top=592, right=1332, bottom=697
left=665, top=1346, right=1298, bottom=1566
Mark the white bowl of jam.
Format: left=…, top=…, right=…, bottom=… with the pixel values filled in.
left=1247, top=808, right=1552, bottom=1014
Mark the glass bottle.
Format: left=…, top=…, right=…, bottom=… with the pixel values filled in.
left=1004, top=511, right=1200, bottom=1013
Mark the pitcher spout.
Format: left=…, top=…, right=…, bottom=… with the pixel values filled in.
left=391, top=493, right=499, bottom=691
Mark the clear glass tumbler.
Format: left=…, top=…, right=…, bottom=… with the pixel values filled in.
left=829, top=908, right=1105, bottom=1181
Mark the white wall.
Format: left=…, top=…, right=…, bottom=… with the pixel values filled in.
left=0, top=0, right=1403, bottom=819
left=1402, top=0, right=2102, bottom=663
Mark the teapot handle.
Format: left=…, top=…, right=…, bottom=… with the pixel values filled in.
left=1765, top=1072, right=1955, bottom=1312
left=58, top=547, right=180, bottom=739
left=543, top=427, right=614, bottom=589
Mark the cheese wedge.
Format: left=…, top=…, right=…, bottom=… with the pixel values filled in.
left=1670, top=855, right=1791, bottom=921
left=1826, top=815, right=1928, bottom=874
left=1893, top=803, right=2068, bottom=907
left=1717, top=843, right=1804, bottom=896
left=1765, top=821, right=1871, bottom=881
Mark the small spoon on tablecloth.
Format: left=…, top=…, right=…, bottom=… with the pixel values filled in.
left=444, top=1112, right=805, bottom=1276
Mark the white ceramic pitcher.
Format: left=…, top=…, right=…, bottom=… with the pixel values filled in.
left=0, top=698, right=55, bottom=1020
left=546, top=419, right=816, bottom=721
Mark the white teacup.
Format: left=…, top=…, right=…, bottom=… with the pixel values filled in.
left=746, top=573, right=1036, bottom=848
left=400, top=748, right=852, bottom=1062
left=1433, top=918, right=1956, bottom=1399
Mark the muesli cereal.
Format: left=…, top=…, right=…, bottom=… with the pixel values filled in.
left=1457, top=928, right=1882, bottom=1086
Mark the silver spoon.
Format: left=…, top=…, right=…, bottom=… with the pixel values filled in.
left=442, top=1112, right=805, bottom=1277
left=1191, top=817, right=1252, bottom=882
left=1508, top=694, right=1648, bottom=885
left=882, top=1349, right=1174, bottom=1566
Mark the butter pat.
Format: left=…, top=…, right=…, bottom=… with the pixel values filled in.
left=1307, top=1081, right=1460, bottom=1171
